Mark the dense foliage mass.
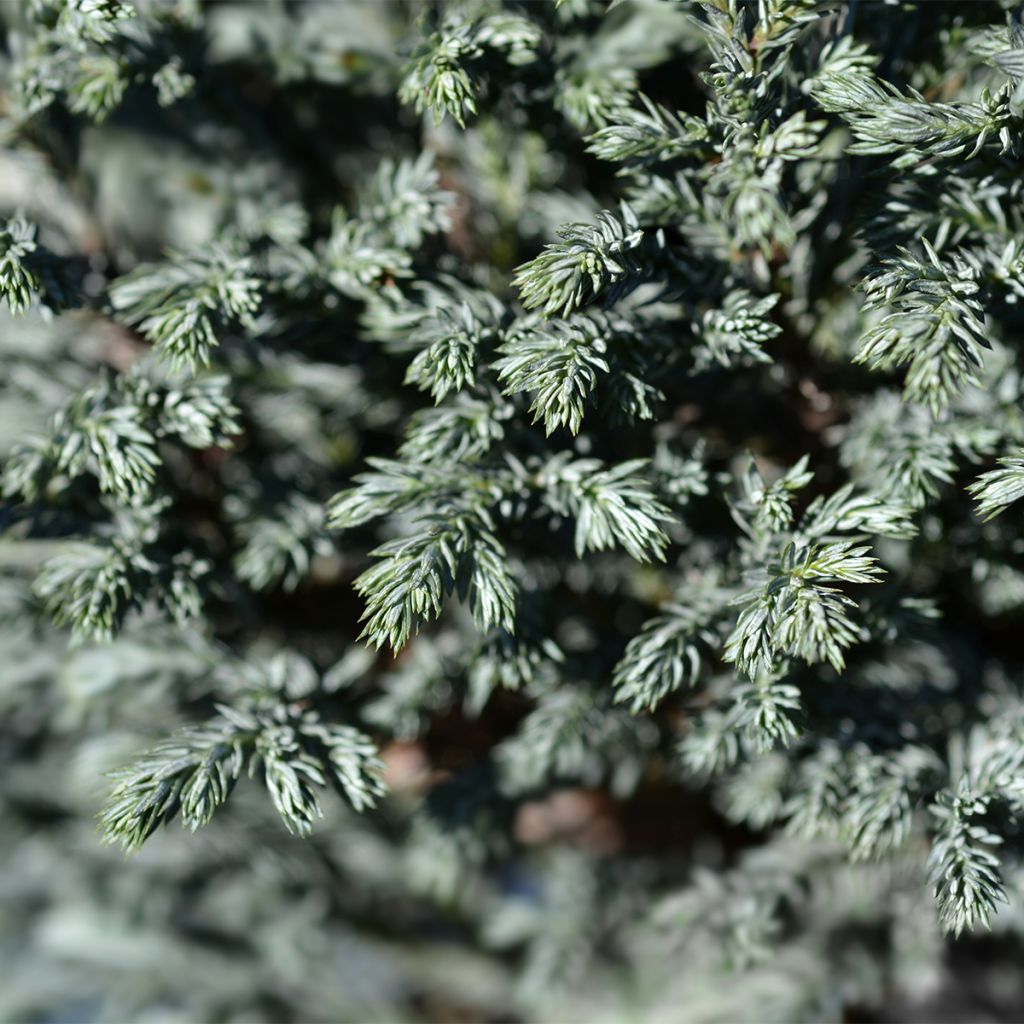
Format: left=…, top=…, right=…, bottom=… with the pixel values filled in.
left=5, top=1, right=1024, bottom=1020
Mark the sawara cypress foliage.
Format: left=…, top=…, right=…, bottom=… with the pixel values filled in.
left=6, top=0, right=1024, bottom=1020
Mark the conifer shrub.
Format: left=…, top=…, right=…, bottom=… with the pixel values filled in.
left=4, top=1, right=1024, bottom=1020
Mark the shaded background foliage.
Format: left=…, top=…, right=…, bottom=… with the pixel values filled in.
left=5, top=1, right=1024, bottom=1021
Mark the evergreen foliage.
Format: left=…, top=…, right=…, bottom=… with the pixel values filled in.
left=5, top=1, right=1024, bottom=1021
